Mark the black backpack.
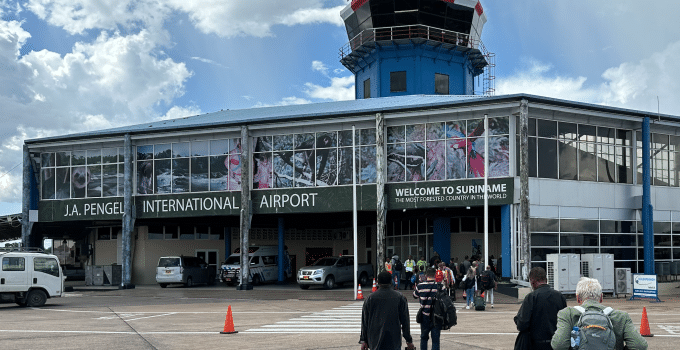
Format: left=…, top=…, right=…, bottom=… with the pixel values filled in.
left=480, top=271, right=495, bottom=290
left=432, top=286, right=457, bottom=330
left=393, top=259, right=403, bottom=271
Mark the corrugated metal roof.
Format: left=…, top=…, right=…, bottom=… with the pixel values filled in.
left=25, top=93, right=679, bottom=144
left=26, top=94, right=488, bottom=143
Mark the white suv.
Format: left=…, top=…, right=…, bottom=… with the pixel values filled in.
left=0, top=248, right=64, bottom=307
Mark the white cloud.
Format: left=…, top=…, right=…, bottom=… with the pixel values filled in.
left=311, top=60, right=329, bottom=75
left=0, top=19, right=192, bottom=203
left=305, top=75, right=354, bottom=101
left=496, top=40, right=680, bottom=115
left=27, top=0, right=169, bottom=34
left=165, top=0, right=342, bottom=38
left=191, top=56, right=226, bottom=68
left=253, top=96, right=312, bottom=108
left=160, top=105, right=202, bottom=120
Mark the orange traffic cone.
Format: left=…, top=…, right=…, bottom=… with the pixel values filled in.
left=357, top=285, right=364, bottom=300
left=640, top=307, right=653, bottom=337
left=372, top=278, right=377, bottom=292
left=220, top=305, right=238, bottom=334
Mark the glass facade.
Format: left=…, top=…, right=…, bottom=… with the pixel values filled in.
left=387, top=117, right=509, bottom=182
left=41, top=148, right=124, bottom=199
left=531, top=218, right=680, bottom=273
left=521, top=117, right=679, bottom=187
left=135, top=138, right=241, bottom=195
left=252, top=128, right=375, bottom=188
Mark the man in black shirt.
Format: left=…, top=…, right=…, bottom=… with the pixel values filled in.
left=360, top=271, right=415, bottom=350
left=514, top=267, right=567, bottom=350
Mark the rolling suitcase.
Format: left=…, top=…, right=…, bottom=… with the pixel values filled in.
left=474, top=295, right=486, bottom=311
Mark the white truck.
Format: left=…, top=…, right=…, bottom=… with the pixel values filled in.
left=0, top=248, right=65, bottom=307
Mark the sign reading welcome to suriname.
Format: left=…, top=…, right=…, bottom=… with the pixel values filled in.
left=38, top=177, right=514, bottom=221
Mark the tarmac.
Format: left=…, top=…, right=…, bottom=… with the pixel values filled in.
left=0, top=282, right=678, bottom=349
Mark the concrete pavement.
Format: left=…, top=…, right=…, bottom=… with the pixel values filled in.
left=0, top=283, right=678, bottom=349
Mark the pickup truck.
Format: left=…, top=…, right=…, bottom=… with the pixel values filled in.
left=297, top=255, right=373, bottom=290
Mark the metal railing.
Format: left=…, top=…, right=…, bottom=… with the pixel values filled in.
left=340, top=24, right=488, bottom=60
left=339, top=24, right=495, bottom=96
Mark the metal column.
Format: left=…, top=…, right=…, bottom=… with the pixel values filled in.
left=501, top=204, right=511, bottom=278
left=642, top=116, right=655, bottom=274
left=238, top=125, right=253, bottom=290
left=277, top=217, right=286, bottom=284
left=121, top=134, right=134, bottom=289
left=519, top=99, right=531, bottom=279
left=375, top=113, right=386, bottom=273
left=21, top=145, right=32, bottom=247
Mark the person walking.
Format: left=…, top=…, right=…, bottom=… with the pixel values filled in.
left=429, top=251, right=440, bottom=267
left=391, top=255, right=402, bottom=290
left=480, top=265, right=497, bottom=308
left=461, top=267, right=476, bottom=309
left=413, top=268, right=441, bottom=350
left=551, top=277, right=648, bottom=350
left=404, top=255, right=415, bottom=290
left=360, top=271, right=416, bottom=350
left=514, top=267, right=567, bottom=350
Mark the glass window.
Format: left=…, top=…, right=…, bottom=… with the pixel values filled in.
left=102, top=164, right=118, bottom=197
left=560, top=219, right=598, bottom=233
left=42, top=168, right=56, bottom=200
left=537, top=138, right=558, bottom=179
left=137, top=145, right=153, bottom=160
left=41, top=153, right=55, bottom=168
left=560, top=233, right=598, bottom=246
left=172, top=142, right=191, bottom=158
left=154, top=159, right=171, bottom=194
left=531, top=233, right=559, bottom=246
left=531, top=218, right=559, bottom=232
left=558, top=122, right=578, bottom=140
left=87, top=149, right=101, bottom=165
left=579, top=124, right=596, bottom=142
left=72, top=151, right=86, bottom=166
left=148, top=225, right=163, bottom=240
left=87, top=165, right=102, bottom=197
left=97, top=228, right=111, bottom=240
left=435, top=73, right=449, bottom=94
left=192, top=141, right=209, bottom=156
left=390, top=71, right=407, bottom=92
left=598, top=143, right=616, bottom=183
left=601, top=234, right=637, bottom=246
left=210, top=139, right=229, bottom=155
left=2, top=257, right=25, bottom=271
left=558, top=140, right=578, bottom=180
left=56, top=152, right=70, bottom=167
left=34, top=257, right=60, bottom=277
left=55, top=168, right=70, bottom=199
left=363, top=78, right=370, bottom=99
left=102, top=148, right=118, bottom=163
left=537, top=119, right=557, bottom=138
left=654, top=222, right=671, bottom=234
left=196, top=226, right=209, bottom=240
left=208, top=155, right=227, bottom=191
left=528, top=137, right=537, bottom=177
left=579, top=142, right=597, bottom=181
left=155, top=144, right=171, bottom=159
left=172, top=158, right=190, bottom=193
left=191, top=157, right=209, bottom=192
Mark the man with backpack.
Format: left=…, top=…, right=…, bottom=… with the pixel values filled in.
left=480, top=265, right=497, bottom=308
left=413, top=267, right=456, bottom=350
left=391, top=255, right=403, bottom=290
left=551, top=277, right=648, bottom=350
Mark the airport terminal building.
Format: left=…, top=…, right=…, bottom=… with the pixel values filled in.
left=20, top=0, right=680, bottom=286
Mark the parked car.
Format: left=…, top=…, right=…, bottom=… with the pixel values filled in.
left=0, top=248, right=65, bottom=307
left=297, top=255, right=373, bottom=290
left=156, top=256, right=215, bottom=288
left=220, top=246, right=291, bottom=286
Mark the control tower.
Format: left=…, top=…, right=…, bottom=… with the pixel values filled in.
left=340, top=0, right=493, bottom=98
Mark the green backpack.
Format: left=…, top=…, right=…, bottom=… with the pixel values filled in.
left=573, top=306, right=616, bottom=350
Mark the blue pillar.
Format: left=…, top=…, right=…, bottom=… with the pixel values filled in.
left=433, top=217, right=451, bottom=264
left=278, top=217, right=286, bottom=283
left=642, top=116, right=655, bottom=275
left=501, top=204, right=511, bottom=278
left=224, top=227, right=231, bottom=261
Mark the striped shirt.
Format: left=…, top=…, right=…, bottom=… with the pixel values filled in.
left=413, top=280, right=438, bottom=316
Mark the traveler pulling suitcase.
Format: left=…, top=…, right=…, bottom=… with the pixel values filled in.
left=474, top=295, right=486, bottom=311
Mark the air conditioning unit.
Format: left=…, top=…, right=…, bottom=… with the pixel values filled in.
left=581, top=254, right=614, bottom=292
left=614, top=268, right=632, bottom=295
left=546, top=254, right=580, bottom=293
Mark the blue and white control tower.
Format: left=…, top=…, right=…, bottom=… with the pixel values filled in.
left=340, top=0, right=493, bottom=98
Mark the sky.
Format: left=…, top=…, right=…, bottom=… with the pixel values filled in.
left=1, top=0, right=680, bottom=216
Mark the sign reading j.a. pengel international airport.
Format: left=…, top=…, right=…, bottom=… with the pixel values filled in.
left=38, top=177, right=514, bottom=221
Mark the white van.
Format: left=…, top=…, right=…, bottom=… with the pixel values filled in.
left=156, top=256, right=216, bottom=288
left=0, top=248, right=64, bottom=307
left=220, top=246, right=291, bottom=286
